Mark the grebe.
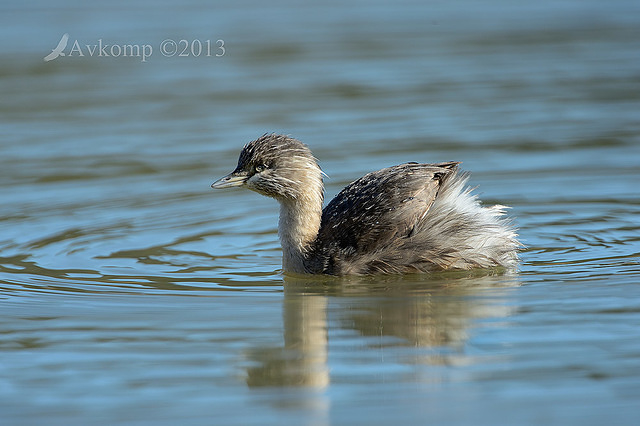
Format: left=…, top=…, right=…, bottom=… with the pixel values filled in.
left=212, top=134, right=520, bottom=275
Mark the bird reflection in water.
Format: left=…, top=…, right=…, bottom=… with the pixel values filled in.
left=243, top=273, right=520, bottom=389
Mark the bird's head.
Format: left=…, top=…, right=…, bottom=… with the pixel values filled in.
left=211, top=134, right=324, bottom=203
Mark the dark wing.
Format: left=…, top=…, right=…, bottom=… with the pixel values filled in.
left=312, top=162, right=459, bottom=274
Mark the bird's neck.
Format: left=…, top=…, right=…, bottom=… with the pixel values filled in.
left=278, top=191, right=323, bottom=274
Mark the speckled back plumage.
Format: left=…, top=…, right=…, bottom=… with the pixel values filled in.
left=310, top=162, right=519, bottom=275
left=212, top=134, right=521, bottom=276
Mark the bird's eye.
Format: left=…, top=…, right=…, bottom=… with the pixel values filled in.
left=255, top=164, right=268, bottom=173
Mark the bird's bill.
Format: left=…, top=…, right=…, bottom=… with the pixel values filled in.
left=211, top=171, right=248, bottom=189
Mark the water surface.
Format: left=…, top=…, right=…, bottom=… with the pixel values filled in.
left=1, top=0, right=640, bottom=424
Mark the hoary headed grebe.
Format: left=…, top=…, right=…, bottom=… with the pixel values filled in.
left=212, top=134, right=520, bottom=275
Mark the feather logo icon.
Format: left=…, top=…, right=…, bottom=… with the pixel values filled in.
left=44, top=33, right=69, bottom=62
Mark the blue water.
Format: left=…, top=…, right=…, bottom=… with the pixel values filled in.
left=1, top=0, right=640, bottom=424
